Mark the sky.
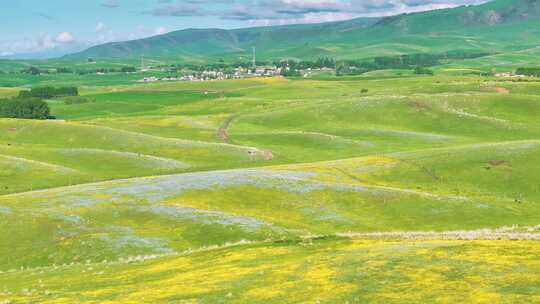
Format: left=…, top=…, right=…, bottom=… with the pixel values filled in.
left=0, top=0, right=488, bottom=58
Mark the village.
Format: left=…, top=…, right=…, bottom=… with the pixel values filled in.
left=138, top=66, right=285, bottom=83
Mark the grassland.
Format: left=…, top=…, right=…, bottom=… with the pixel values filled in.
left=1, top=74, right=539, bottom=303
left=2, top=238, right=539, bottom=304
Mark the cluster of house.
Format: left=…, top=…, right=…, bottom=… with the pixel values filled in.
left=243, top=66, right=283, bottom=77
left=494, top=71, right=527, bottom=78
left=138, top=66, right=283, bottom=83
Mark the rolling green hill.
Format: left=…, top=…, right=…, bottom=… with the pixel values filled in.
left=1, top=75, right=540, bottom=303
left=68, top=0, right=540, bottom=62
left=2, top=1, right=540, bottom=301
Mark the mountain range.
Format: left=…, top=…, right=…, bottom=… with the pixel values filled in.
left=68, top=0, right=540, bottom=62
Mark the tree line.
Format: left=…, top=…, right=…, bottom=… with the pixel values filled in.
left=335, top=51, right=489, bottom=76
left=12, top=50, right=491, bottom=78
left=19, top=86, right=78, bottom=99
left=0, top=86, right=80, bottom=119
left=516, top=68, right=540, bottom=77
left=21, top=66, right=137, bottom=75
left=0, top=97, right=50, bottom=119
left=166, top=51, right=486, bottom=77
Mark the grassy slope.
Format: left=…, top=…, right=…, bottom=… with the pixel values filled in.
left=2, top=238, right=539, bottom=303
left=63, top=0, right=540, bottom=63
left=1, top=75, right=539, bottom=302
left=2, top=139, right=539, bottom=272
left=2, top=76, right=540, bottom=194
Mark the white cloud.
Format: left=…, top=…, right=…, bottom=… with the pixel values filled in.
left=101, top=0, right=120, bottom=8
left=152, top=0, right=489, bottom=24
left=154, top=26, right=169, bottom=35
left=96, top=22, right=107, bottom=32
left=134, top=25, right=170, bottom=38
left=39, top=33, right=57, bottom=49
left=0, top=33, right=58, bottom=56
left=55, top=32, right=75, bottom=43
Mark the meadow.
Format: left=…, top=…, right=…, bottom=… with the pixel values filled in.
left=1, top=74, right=539, bottom=303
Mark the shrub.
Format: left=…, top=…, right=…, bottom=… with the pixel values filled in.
left=0, top=97, right=50, bottom=119
left=336, top=62, right=367, bottom=76
left=281, top=69, right=302, bottom=77
left=18, top=86, right=78, bottom=99
left=56, top=67, right=73, bottom=74
left=516, top=67, right=540, bottom=77
left=63, top=96, right=96, bottom=105
left=121, top=66, right=137, bottom=73
left=414, top=67, right=434, bottom=75
left=21, top=66, right=41, bottom=75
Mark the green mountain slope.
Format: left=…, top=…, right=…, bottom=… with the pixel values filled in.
left=68, top=18, right=380, bottom=61
left=65, top=0, right=540, bottom=61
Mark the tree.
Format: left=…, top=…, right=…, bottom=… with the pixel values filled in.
left=56, top=67, right=73, bottom=74
left=516, top=67, right=540, bottom=77
left=0, top=97, right=50, bottom=119
left=121, top=66, right=136, bottom=73
left=18, top=86, right=79, bottom=99
left=414, top=67, right=434, bottom=75
left=22, top=66, right=41, bottom=75
left=281, top=69, right=301, bottom=77
left=336, top=61, right=367, bottom=76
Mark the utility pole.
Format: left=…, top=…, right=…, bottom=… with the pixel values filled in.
left=141, top=55, right=145, bottom=72
left=252, top=47, right=256, bottom=70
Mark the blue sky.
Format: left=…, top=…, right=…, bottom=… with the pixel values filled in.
left=0, top=0, right=488, bottom=58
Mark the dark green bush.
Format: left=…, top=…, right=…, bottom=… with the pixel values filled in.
left=121, top=66, right=137, bottom=73
left=281, top=69, right=302, bottom=77
left=0, top=97, right=50, bottom=119
left=414, top=67, right=434, bottom=75
left=516, top=68, right=540, bottom=77
left=63, top=96, right=96, bottom=105
left=18, top=86, right=78, bottom=99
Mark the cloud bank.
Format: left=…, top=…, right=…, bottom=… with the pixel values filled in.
left=0, top=0, right=489, bottom=58
left=146, top=0, right=489, bottom=24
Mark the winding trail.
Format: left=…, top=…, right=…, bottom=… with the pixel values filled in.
left=218, top=115, right=235, bottom=143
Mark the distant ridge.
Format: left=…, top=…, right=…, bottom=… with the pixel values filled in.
left=67, top=0, right=540, bottom=61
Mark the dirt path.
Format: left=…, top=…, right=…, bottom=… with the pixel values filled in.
left=495, top=87, right=510, bottom=94
left=216, top=117, right=274, bottom=160
left=218, top=116, right=235, bottom=143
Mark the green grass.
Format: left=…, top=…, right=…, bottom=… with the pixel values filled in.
left=50, top=91, right=224, bottom=120
left=1, top=238, right=539, bottom=303
left=0, top=74, right=539, bottom=303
